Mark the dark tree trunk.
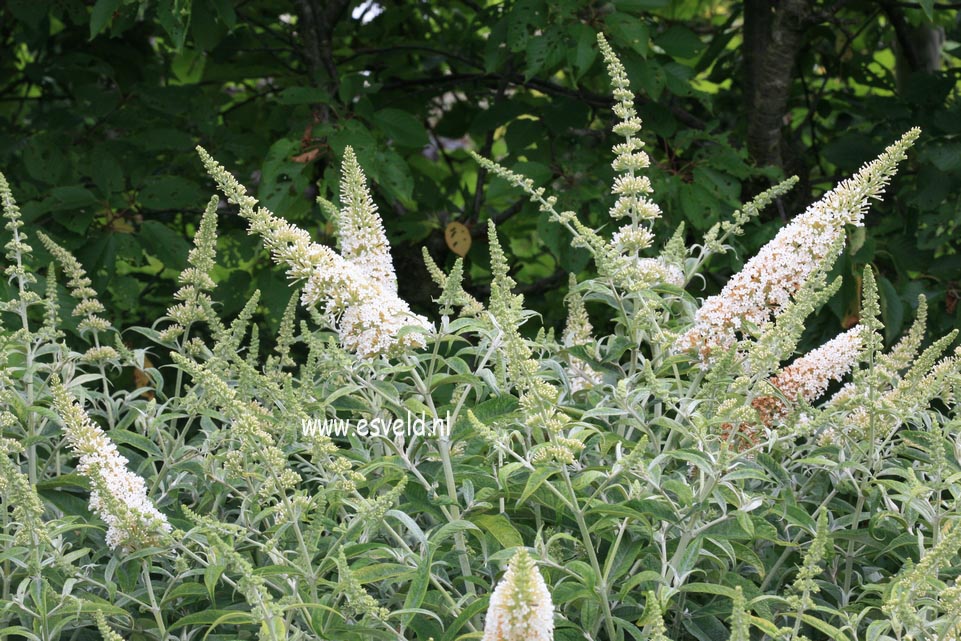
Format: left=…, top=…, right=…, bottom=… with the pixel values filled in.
left=744, top=0, right=811, bottom=171
left=883, top=1, right=945, bottom=91
left=295, top=0, right=349, bottom=86
left=742, top=0, right=813, bottom=215
left=742, top=0, right=773, bottom=116
left=294, top=0, right=350, bottom=124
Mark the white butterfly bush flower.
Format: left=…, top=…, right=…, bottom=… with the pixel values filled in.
left=772, top=326, right=864, bottom=403
left=595, top=33, right=683, bottom=292
left=334, top=150, right=397, bottom=289
left=199, top=146, right=430, bottom=358
left=676, top=128, right=920, bottom=361
left=754, top=326, right=865, bottom=425
left=52, top=381, right=171, bottom=551
left=483, top=548, right=554, bottom=641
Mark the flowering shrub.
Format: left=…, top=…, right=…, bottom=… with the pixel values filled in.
left=1, top=34, right=960, bottom=641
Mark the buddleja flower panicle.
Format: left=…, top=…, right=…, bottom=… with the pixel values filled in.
left=162, top=194, right=224, bottom=341
left=753, top=326, right=865, bottom=425
left=198, top=145, right=430, bottom=358
left=483, top=548, right=554, bottom=641
left=336, top=147, right=396, bottom=289
left=1, top=171, right=36, bottom=288
left=677, top=128, right=920, bottom=361
left=563, top=274, right=602, bottom=394
left=51, top=379, right=171, bottom=551
left=468, top=37, right=681, bottom=292
left=336, top=547, right=390, bottom=621
left=0, top=436, right=49, bottom=545
left=487, top=221, right=583, bottom=464
left=36, top=231, right=111, bottom=335
left=884, top=519, right=961, bottom=630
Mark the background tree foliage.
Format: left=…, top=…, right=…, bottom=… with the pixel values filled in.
left=1, top=0, right=959, bottom=342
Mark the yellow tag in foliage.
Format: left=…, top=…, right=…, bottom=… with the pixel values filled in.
left=445, top=221, right=471, bottom=257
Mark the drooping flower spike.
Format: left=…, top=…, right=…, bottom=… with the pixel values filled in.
left=51, top=378, right=171, bottom=551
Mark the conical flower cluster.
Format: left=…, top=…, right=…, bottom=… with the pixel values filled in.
left=483, top=549, right=554, bottom=641
left=51, top=381, right=171, bottom=551
left=596, top=33, right=683, bottom=291
left=676, top=129, right=920, bottom=361
left=198, top=146, right=430, bottom=358
left=772, top=326, right=864, bottom=403
left=753, top=326, right=864, bottom=425
left=161, top=195, right=224, bottom=341
left=467, top=35, right=683, bottom=292
left=36, top=231, right=112, bottom=336
left=313, top=147, right=430, bottom=356
left=1, top=171, right=37, bottom=295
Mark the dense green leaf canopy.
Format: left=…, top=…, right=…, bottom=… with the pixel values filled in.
left=1, top=0, right=959, bottom=339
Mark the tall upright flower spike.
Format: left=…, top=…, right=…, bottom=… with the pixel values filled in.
left=677, top=128, right=921, bottom=361
left=597, top=33, right=688, bottom=292
left=487, top=221, right=583, bottom=464
left=788, top=509, right=830, bottom=613
left=272, top=291, right=299, bottom=368
left=482, top=548, right=554, bottom=641
left=487, top=219, right=524, bottom=329
left=877, top=295, right=927, bottom=381
left=36, top=231, right=112, bottom=336
left=857, top=266, right=885, bottom=369
left=215, top=288, right=260, bottom=360
left=0, top=435, right=49, bottom=545
left=729, top=587, right=751, bottom=641
left=643, top=591, right=673, bottom=641
left=337, top=147, right=395, bottom=289
left=50, top=378, right=171, bottom=551
left=597, top=33, right=661, bottom=235
left=659, top=223, right=688, bottom=274
left=1, top=171, right=36, bottom=290
left=752, top=326, right=864, bottom=425
left=336, top=548, right=390, bottom=621
left=198, top=146, right=429, bottom=358
left=563, top=275, right=601, bottom=394
left=162, top=195, right=225, bottom=341
left=422, top=248, right=483, bottom=316
left=598, top=32, right=658, bottom=234
left=468, top=37, right=680, bottom=291
left=42, top=262, right=64, bottom=341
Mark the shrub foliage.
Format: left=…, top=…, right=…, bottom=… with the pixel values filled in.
left=1, top=36, right=960, bottom=641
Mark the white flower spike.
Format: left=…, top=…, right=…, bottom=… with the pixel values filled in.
left=51, top=380, right=171, bottom=551
left=677, top=128, right=920, bottom=361
left=198, top=145, right=430, bottom=358
left=483, top=548, right=554, bottom=641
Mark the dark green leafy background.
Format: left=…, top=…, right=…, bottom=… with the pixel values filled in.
left=1, top=0, right=959, bottom=341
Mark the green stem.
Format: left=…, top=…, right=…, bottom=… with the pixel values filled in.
left=141, top=559, right=168, bottom=637
left=562, top=467, right=618, bottom=641
left=407, top=363, right=476, bottom=598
